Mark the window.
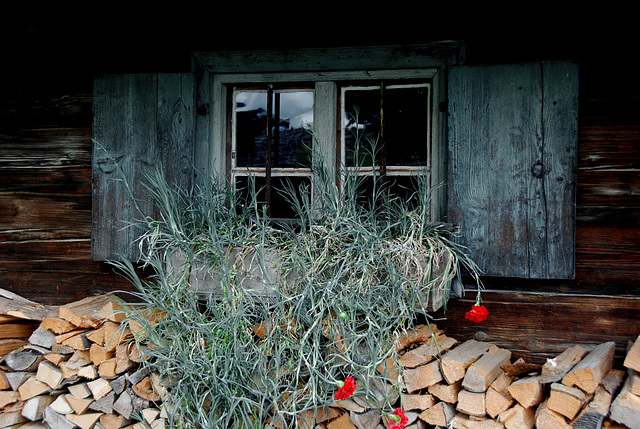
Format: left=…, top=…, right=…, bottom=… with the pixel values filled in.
left=228, top=78, right=437, bottom=220
left=92, top=45, right=578, bottom=279
left=232, top=86, right=314, bottom=218
left=341, top=82, right=432, bottom=203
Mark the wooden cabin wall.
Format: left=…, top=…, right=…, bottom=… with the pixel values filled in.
left=1, top=16, right=638, bottom=363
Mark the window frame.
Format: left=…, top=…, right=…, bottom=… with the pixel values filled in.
left=210, top=68, right=445, bottom=220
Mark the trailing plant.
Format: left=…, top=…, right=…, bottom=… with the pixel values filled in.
left=101, top=130, right=483, bottom=428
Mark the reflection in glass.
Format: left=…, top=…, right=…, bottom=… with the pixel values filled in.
left=344, top=85, right=430, bottom=167
left=235, top=91, right=314, bottom=168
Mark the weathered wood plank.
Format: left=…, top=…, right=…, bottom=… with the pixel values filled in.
left=432, top=291, right=640, bottom=365
left=92, top=73, right=195, bottom=261
left=447, top=61, right=578, bottom=279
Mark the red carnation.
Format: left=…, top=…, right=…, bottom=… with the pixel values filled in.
left=387, top=408, right=408, bottom=429
left=465, top=305, right=489, bottom=323
left=334, top=376, right=356, bottom=400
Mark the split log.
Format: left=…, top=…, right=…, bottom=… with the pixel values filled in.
left=0, top=402, right=28, bottom=427
left=49, top=394, right=74, bottom=415
left=28, top=326, right=56, bottom=349
left=0, top=339, right=28, bottom=359
left=0, top=390, right=20, bottom=408
left=535, top=400, right=571, bottom=429
left=571, top=368, right=626, bottom=429
left=0, top=323, right=37, bottom=340
left=540, top=344, right=587, bottom=383
left=59, top=294, right=122, bottom=329
left=89, top=390, right=115, bottom=414
left=90, top=343, right=114, bottom=366
left=609, top=377, right=640, bottom=429
left=112, top=389, right=133, bottom=419
left=485, top=373, right=515, bottom=419
left=630, top=370, right=640, bottom=396
left=0, top=369, right=9, bottom=390
left=35, top=360, right=63, bottom=390
left=506, top=375, right=545, bottom=408
left=21, top=393, right=55, bottom=421
left=99, top=358, right=118, bottom=379
left=67, top=382, right=92, bottom=399
left=87, top=377, right=112, bottom=400
left=395, top=324, right=443, bottom=352
left=500, top=359, right=541, bottom=378
left=5, top=371, right=33, bottom=391
left=418, top=401, right=456, bottom=427
left=548, top=382, right=592, bottom=420
left=77, top=364, right=98, bottom=379
left=428, top=380, right=463, bottom=404
left=562, top=341, right=615, bottom=394
left=40, top=317, right=77, bottom=335
left=402, top=360, right=443, bottom=392
left=440, top=340, right=493, bottom=384
left=456, top=389, right=486, bottom=417
left=623, top=334, right=640, bottom=372
left=0, top=294, right=58, bottom=322
left=461, top=345, right=511, bottom=393
left=43, top=407, right=76, bottom=429
left=4, top=349, right=43, bottom=372
left=296, top=406, right=342, bottom=429
left=399, top=334, right=457, bottom=368
left=66, top=412, right=104, bottom=429
left=100, top=413, right=130, bottom=429
left=326, top=411, right=357, bottom=429
left=401, top=393, right=437, bottom=411
left=65, top=394, right=93, bottom=415
left=18, top=377, right=50, bottom=401
left=497, top=403, right=535, bottom=429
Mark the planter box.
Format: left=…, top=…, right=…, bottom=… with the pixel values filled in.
left=168, top=247, right=285, bottom=300
left=168, top=247, right=452, bottom=311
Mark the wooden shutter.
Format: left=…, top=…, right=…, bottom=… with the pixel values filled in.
left=92, top=73, right=195, bottom=261
left=447, top=62, right=578, bottom=279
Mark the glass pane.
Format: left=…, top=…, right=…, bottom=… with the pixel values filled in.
left=235, top=175, right=311, bottom=219
left=235, top=91, right=314, bottom=168
left=344, top=85, right=430, bottom=167
left=344, top=89, right=380, bottom=167
left=347, top=175, right=422, bottom=208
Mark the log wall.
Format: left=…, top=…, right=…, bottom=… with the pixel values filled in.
left=1, top=19, right=638, bottom=364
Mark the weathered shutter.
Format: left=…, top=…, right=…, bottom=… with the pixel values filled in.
left=92, top=73, right=195, bottom=261
left=447, top=62, right=578, bottom=279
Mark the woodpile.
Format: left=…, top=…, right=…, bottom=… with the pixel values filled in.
left=1, top=291, right=639, bottom=429
left=0, top=293, right=167, bottom=429
left=365, top=327, right=639, bottom=429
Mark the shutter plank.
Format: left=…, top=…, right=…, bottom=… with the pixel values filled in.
left=448, top=62, right=577, bottom=278
left=92, top=74, right=195, bottom=261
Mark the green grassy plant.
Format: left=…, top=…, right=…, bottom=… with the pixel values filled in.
left=104, top=135, right=482, bottom=428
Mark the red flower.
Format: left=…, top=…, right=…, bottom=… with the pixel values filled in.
left=387, top=408, right=408, bottom=429
left=465, top=305, right=489, bottom=323
left=334, top=376, right=356, bottom=400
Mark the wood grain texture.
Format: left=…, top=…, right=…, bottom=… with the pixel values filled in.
left=92, top=73, right=195, bottom=261
left=447, top=62, right=578, bottom=279
left=432, top=290, right=640, bottom=365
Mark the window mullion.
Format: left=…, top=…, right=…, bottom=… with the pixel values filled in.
left=265, top=85, right=273, bottom=216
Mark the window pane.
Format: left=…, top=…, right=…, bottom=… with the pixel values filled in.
left=235, top=175, right=311, bottom=219
left=235, top=91, right=313, bottom=168
left=347, top=175, right=422, bottom=207
left=344, top=85, right=430, bottom=167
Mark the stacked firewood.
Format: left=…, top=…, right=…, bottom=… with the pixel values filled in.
left=289, top=325, right=640, bottom=429
left=1, top=291, right=639, bottom=429
left=0, top=293, right=167, bottom=429
left=340, top=325, right=639, bottom=429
